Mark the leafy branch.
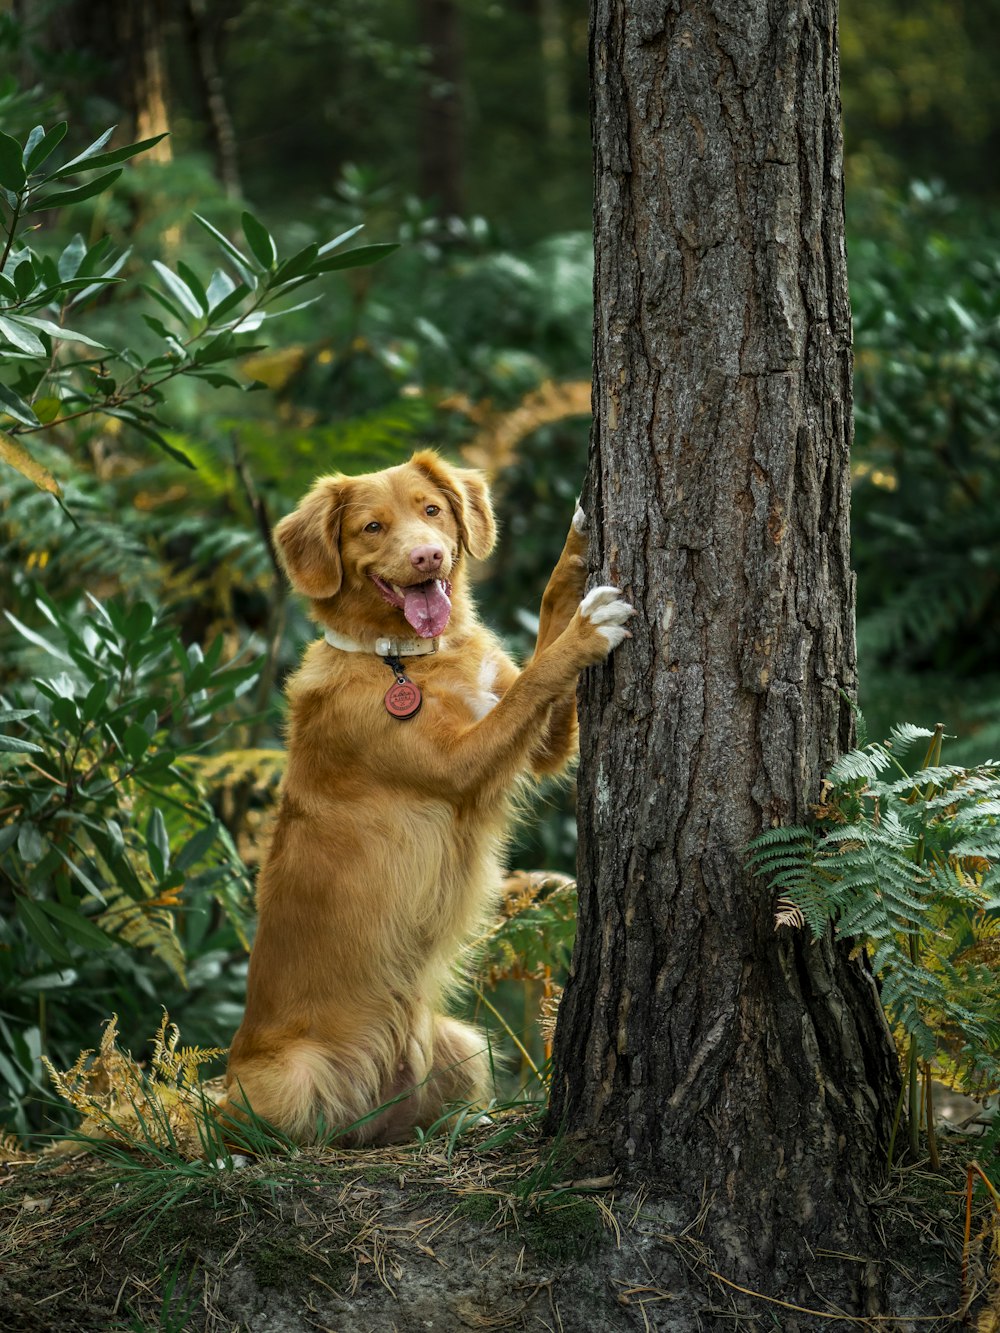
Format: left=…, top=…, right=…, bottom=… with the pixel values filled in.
left=0, top=120, right=398, bottom=495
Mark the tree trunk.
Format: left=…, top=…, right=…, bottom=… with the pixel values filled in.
left=15, top=0, right=172, bottom=161
left=417, top=0, right=465, bottom=215
left=539, top=0, right=572, bottom=152
left=549, top=0, right=902, bottom=1311
left=118, top=0, right=173, bottom=160
left=183, top=0, right=242, bottom=197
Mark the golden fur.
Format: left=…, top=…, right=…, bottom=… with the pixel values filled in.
left=223, top=450, right=633, bottom=1144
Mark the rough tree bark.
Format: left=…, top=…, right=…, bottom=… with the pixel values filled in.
left=418, top=0, right=465, bottom=215
left=549, top=0, right=902, bottom=1313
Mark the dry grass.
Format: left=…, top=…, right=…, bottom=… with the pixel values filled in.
left=1, top=1109, right=997, bottom=1332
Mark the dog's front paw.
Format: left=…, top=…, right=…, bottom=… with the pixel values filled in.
left=561, top=501, right=588, bottom=583
left=572, top=585, right=636, bottom=663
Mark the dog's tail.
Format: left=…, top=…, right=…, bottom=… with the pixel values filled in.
left=222, top=1017, right=492, bottom=1147
left=222, top=1039, right=387, bottom=1145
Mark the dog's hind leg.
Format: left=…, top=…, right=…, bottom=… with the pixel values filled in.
left=361, top=1015, right=491, bottom=1144
left=425, top=1016, right=492, bottom=1113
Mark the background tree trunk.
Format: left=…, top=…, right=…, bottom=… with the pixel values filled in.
left=183, top=0, right=242, bottom=197
left=550, top=0, right=902, bottom=1310
left=14, top=0, right=173, bottom=161
left=418, top=0, right=465, bottom=215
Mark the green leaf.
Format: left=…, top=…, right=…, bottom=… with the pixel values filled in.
left=0, top=385, right=40, bottom=428
left=241, top=211, right=277, bottom=269
left=193, top=212, right=252, bottom=270
left=37, top=900, right=113, bottom=950
left=81, top=678, right=111, bottom=723
left=44, top=125, right=114, bottom=174
left=273, top=242, right=320, bottom=285
left=176, top=261, right=209, bottom=313
left=206, top=282, right=250, bottom=323
left=174, top=821, right=221, bottom=873
left=68, top=245, right=132, bottom=307
left=152, top=260, right=204, bottom=320
left=26, top=168, right=123, bottom=213
left=24, top=121, right=68, bottom=174
left=141, top=313, right=171, bottom=340
left=146, top=807, right=170, bottom=880
left=123, top=602, right=155, bottom=642
left=51, top=696, right=79, bottom=728
left=16, top=315, right=108, bottom=351
left=32, top=397, right=63, bottom=424
left=0, top=315, right=45, bottom=356
left=189, top=370, right=246, bottom=389
left=310, top=243, right=399, bottom=274
left=12, top=259, right=37, bottom=300
left=17, top=897, right=71, bottom=963
left=105, top=819, right=126, bottom=860
left=123, top=722, right=151, bottom=763
left=57, top=232, right=88, bottom=280
left=20, top=968, right=78, bottom=993
left=102, top=409, right=196, bottom=469
left=17, top=825, right=46, bottom=863
left=4, top=610, right=73, bottom=662
left=0, top=825, right=20, bottom=854
left=0, top=131, right=26, bottom=191
left=0, top=734, right=45, bottom=754
left=317, top=223, right=364, bottom=256
left=140, top=282, right=187, bottom=325
left=0, top=708, right=40, bottom=724
left=46, top=132, right=168, bottom=180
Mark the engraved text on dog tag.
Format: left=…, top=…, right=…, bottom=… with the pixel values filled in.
left=385, top=678, right=422, bottom=719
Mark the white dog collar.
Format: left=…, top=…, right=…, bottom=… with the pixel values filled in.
left=323, top=627, right=441, bottom=658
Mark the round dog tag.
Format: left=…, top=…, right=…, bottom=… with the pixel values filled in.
left=385, top=679, right=422, bottom=720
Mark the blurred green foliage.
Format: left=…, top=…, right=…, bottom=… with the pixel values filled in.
left=850, top=184, right=1000, bottom=758
left=1, top=0, right=999, bottom=1138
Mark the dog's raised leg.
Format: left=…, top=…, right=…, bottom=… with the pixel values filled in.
left=528, top=504, right=591, bottom=774
left=534, top=504, right=589, bottom=655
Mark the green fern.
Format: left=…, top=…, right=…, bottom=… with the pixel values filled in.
left=748, top=720, right=1000, bottom=1128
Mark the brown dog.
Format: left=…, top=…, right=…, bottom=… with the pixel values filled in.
left=224, top=450, right=633, bottom=1144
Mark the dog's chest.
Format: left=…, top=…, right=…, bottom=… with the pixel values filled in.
left=451, top=656, right=500, bottom=721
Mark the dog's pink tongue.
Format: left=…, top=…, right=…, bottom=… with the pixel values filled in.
left=402, top=580, right=451, bottom=637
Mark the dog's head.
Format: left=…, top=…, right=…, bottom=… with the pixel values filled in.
left=274, top=450, right=496, bottom=639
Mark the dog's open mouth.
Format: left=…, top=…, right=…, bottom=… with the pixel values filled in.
left=370, top=574, right=453, bottom=638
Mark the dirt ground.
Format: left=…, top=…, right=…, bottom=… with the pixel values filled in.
left=0, top=1112, right=995, bottom=1333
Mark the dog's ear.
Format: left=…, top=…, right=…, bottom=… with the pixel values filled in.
left=273, top=477, right=345, bottom=599
left=411, top=450, right=497, bottom=560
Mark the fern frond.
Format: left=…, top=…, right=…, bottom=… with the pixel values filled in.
left=886, top=723, right=937, bottom=754
left=43, top=1012, right=225, bottom=1159
left=774, top=898, right=805, bottom=930
left=827, top=744, right=893, bottom=785
left=97, top=884, right=186, bottom=982
left=189, top=747, right=286, bottom=789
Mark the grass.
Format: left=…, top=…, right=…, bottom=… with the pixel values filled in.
left=1, top=1113, right=995, bottom=1331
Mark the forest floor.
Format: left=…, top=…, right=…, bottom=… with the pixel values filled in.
left=0, top=1109, right=995, bottom=1333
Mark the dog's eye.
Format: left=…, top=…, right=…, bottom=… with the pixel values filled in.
left=364, top=521, right=382, bottom=534
left=424, top=505, right=440, bottom=517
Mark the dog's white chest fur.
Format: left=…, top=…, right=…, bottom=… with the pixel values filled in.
left=462, top=657, right=500, bottom=721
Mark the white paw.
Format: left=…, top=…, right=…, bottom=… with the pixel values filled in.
left=580, top=585, right=636, bottom=648
left=572, top=501, right=587, bottom=535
